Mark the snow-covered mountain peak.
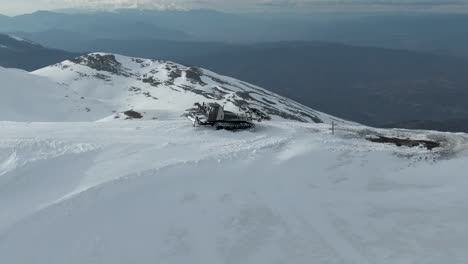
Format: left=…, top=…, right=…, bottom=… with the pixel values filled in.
left=34, top=53, right=349, bottom=124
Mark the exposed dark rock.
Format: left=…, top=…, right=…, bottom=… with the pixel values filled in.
left=94, top=73, right=111, bottom=81
left=168, top=68, right=182, bottom=82
left=164, top=67, right=183, bottom=86
left=367, top=136, right=440, bottom=150
left=143, top=91, right=158, bottom=100
left=77, top=72, right=90, bottom=78
left=262, top=98, right=276, bottom=105
left=206, top=75, right=231, bottom=85
left=240, top=81, right=269, bottom=94
left=71, top=54, right=123, bottom=75
left=211, top=87, right=229, bottom=96
left=129, top=86, right=142, bottom=93
left=185, top=67, right=207, bottom=86
left=218, top=86, right=234, bottom=92
left=297, top=111, right=322, bottom=123
left=231, top=91, right=322, bottom=123
left=123, top=110, right=143, bottom=119
left=132, top=58, right=145, bottom=64
left=142, top=76, right=162, bottom=87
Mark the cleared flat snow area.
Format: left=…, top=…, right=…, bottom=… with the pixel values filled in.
left=1, top=120, right=468, bottom=264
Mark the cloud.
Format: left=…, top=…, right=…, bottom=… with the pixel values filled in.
left=257, top=0, right=468, bottom=7
left=1, top=0, right=468, bottom=15
left=48, top=0, right=186, bottom=9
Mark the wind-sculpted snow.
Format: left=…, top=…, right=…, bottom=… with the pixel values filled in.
left=34, top=53, right=348, bottom=124
left=1, top=120, right=468, bottom=264
left=0, top=137, right=98, bottom=233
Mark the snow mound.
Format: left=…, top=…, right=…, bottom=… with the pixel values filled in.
left=0, top=67, right=109, bottom=122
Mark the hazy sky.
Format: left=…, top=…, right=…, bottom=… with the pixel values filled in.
left=0, top=0, right=467, bottom=15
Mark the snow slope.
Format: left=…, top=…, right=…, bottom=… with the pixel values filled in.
left=33, top=53, right=347, bottom=124
left=0, top=66, right=109, bottom=121
left=1, top=120, right=468, bottom=264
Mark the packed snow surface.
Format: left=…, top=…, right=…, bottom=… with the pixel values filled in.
left=1, top=120, right=468, bottom=264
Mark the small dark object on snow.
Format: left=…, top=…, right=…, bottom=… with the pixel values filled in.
left=367, top=136, right=440, bottom=150
left=123, top=110, right=143, bottom=119
left=187, top=102, right=254, bottom=131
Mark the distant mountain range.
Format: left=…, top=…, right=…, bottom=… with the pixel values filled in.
left=0, top=34, right=79, bottom=71
left=0, top=10, right=189, bottom=41
left=2, top=10, right=468, bottom=58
